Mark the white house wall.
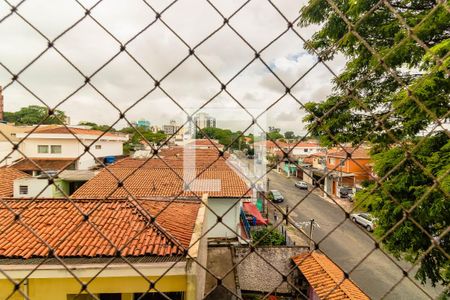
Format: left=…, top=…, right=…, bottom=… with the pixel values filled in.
left=292, top=147, right=326, bottom=156
left=206, top=198, right=242, bottom=239
left=18, top=137, right=124, bottom=170
left=13, top=178, right=54, bottom=198
left=0, top=141, right=22, bottom=167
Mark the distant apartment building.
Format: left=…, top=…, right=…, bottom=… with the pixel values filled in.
left=163, top=120, right=181, bottom=135
left=149, top=124, right=161, bottom=133
left=12, top=126, right=128, bottom=173
left=268, top=126, right=280, bottom=133
left=194, top=113, right=216, bottom=129
left=132, top=119, right=150, bottom=129
left=163, top=120, right=185, bottom=143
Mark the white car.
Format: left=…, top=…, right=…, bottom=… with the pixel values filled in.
left=350, top=212, right=377, bottom=232
left=295, top=181, right=308, bottom=189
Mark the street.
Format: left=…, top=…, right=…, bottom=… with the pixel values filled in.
left=265, top=170, right=443, bottom=300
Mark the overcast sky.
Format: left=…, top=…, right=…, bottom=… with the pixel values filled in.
left=0, top=0, right=346, bottom=135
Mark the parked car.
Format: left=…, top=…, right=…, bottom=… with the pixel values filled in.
left=350, top=212, right=377, bottom=231
left=294, top=181, right=308, bottom=190
left=269, top=190, right=284, bottom=203
left=338, top=186, right=351, bottom=198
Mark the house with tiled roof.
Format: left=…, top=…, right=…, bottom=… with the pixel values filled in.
left=13, top=125, right=128, bottom=174
left=185, top=139, right=223, bottom=150
left=72, top=148, right=251, bottom=240
left=12, top=169, right=98, bottom=199
left=278, top=141, right=326, bottom=157
left=324, top=147, right=372, bottom=196
left=0, top=167, right=30, bottom=197
left=292, top=252, right=369, bottom=300
left=0, top=197, right=207, bottom=300
left=300, top=147, right=372, bottom=197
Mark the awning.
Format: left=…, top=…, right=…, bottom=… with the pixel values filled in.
left=243, top=202, right=268, bottom=225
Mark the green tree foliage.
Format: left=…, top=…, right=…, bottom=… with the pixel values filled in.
left=196, top=127, right=251, bottom=150
left=267, top=130, right=284, bottom=141
left=299, top=0, right=449, bottom=286
left=120, top=126, right=167, bottom=154
left=4, top=105, right=68, bottom=125
left=356, top=133, right=449, bottom=286
left=251, top=227, right=286, bottom=246
left=79, top=121, right=113, bottom=132
left=284, top=131, right=295, bottom=139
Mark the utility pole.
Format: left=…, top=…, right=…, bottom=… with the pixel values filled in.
left=296, top=220, right=320, bottom=251
left=264, top=177, right=270, bottom=217
left=285, top=206, right=289, bottom=226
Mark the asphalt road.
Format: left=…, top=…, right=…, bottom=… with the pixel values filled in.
left=265, top=170, right=443, bottom=300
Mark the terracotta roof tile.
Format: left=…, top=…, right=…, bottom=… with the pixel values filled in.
left=0, top=198, right=200, bottom=258
left=72, top=154, right=250, bottom=199
left=11, top=158, right=77, bottom=172
left=302, top=157, right=313, bottom=164
left=253, top=140, right=288, bottom=149
left=0, top=168, right=30, bottom=197
left=187, top=139, right=221, bottom=146
left=311, top=151, right=327, bottom=157
left=327, top=148, right=370, bottom=159
left=286, top=142, right=321, bottom=148
left=292, top=252, right=369, bottom=300
left=29, top=126, right=119, bottom=137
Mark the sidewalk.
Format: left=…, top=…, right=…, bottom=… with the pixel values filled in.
left=310, top=188, right=354, bottom=213
left=274, top=169, right=354, bottom=213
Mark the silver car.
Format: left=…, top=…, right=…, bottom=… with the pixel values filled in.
left=350, top=212, right=377, bottom=232
left=294, top=181, right=308, bottom=189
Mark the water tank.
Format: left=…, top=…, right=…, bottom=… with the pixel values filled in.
left=104, top=156, right=116, bottom=165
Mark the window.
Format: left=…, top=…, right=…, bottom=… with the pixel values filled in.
left=37, top=145, right=49, bottom=153
left=19, top=185, right=28, bottom=195
left=304, top=149, right=308, bottom=152
left=95, top=145, right=102, bottom=150
left=51, top=145, right=62, bottom=154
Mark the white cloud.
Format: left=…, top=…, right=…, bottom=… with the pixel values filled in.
left=0, top=0, right=345, bottom=135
